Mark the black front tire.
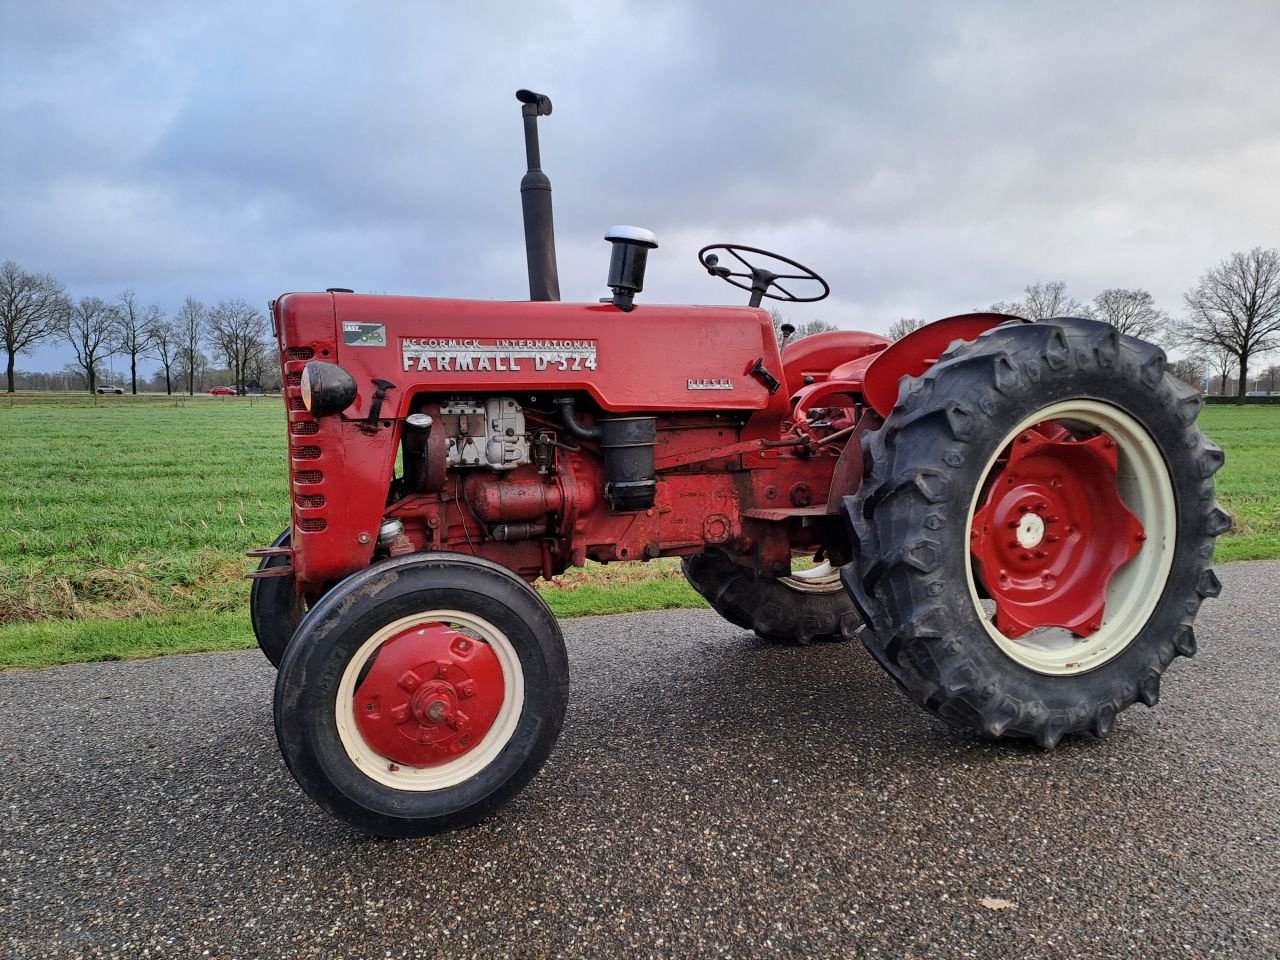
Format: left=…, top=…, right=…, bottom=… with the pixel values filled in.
left=682, top=551, right=861, bottom=645
left=842, top=317, right=1227, bottom=747
left=250, top=527, right=303, bottom=668
left=274, top=552, right=569, bottom=837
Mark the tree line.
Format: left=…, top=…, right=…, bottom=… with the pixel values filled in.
left=0, top=260, right=275, bottom=395
left=6, top=247, right=1279, bottom=397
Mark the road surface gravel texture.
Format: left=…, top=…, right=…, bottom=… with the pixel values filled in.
left=2, top=561, right=1277, bottom=960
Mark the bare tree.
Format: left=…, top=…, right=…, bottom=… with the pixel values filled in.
left=61, top=297, right=114, bottom=393
left=109, top=290, right=161, bottom=394
left=992, top=281, right=1091, bottom=320
left=243, top=338, right=282, bottom=391
left=1178, top=247, right=1280, bottom=399
left=176, top=349, right=210, bottom=393
left=175, top=297, right=206, bottom=395
left=1, top=261, right=70, bottom=393
left=151, top=319, right=180, bottom=396
left=768, top=308, right=838, bottom=346
left=1260, top=363, right=1280, bottom=395
left=1168, top=357, right=1206, bottom=393
left=887, top=317, right=926, bottom=340
left=1090, top=288, right=1168, bottom=341
left=1207, top=347, right=1235, bottom=396
left=206, top=298, right=267, bottom=393
left=793, top=319, right=838, bottom=339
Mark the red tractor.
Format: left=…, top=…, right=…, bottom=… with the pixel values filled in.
left=251, top=90, right=1226, bottom=837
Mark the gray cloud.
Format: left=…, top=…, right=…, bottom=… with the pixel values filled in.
left=2, top=0, right=1277, bottom=374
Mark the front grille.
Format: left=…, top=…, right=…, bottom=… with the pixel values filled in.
left=283, top=336, right=327, bottom=547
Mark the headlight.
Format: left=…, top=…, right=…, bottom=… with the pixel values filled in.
left=300, top=361, right=358, bottom=417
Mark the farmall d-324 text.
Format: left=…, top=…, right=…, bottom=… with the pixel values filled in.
left=251, top=90, right=1226, bottom=836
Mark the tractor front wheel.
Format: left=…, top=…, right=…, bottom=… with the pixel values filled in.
left=843, top=317, right=1227, bottom=747
left=250, top=527, right=304, bottom=668
left=682, top=551, right=861, bottom=645
left=273, top=553, right=569, bottom=837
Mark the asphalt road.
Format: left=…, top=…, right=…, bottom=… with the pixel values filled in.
left=2, top=561, right=1277, bottom=960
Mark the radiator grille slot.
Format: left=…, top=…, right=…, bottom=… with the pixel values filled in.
left=296, top=518, right=327, bottom=532
left=290, top=421, right=319, bottom=435
left=294, top=494, right=326, bottom=509
left=289, top=397, right=306, bottom=411
left=294, top=470, right=323, bottom=484
left=286, top=347, right=315, bottom=361
left=293, top=445, right=322, bottom=460
left=287, top=372, right=302, bottom=386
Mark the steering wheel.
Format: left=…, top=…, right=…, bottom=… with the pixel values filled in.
left=698, top=244, right=830, bottom=308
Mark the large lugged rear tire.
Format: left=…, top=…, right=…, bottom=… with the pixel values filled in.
left=274, top=553, right=569, bottom=837
left=842, top=317, right=1227, bottom=747
left=682, top=551, right=861, bottom=645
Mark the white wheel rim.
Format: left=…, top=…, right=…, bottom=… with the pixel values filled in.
left=780, top=560, right=844, bottom=594
left=964, top=400, right=1176, bottom=676
left=334, top=610, right=525, bottom=790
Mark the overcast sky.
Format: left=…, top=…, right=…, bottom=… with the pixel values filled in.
left=2, top=1, right=1278, bottom=377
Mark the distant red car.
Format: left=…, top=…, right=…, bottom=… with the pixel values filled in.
left=209, top=386, right=238, bottom=395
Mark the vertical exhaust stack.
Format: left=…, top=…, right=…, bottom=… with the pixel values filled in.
left=516, top=89, right=560, bottom=301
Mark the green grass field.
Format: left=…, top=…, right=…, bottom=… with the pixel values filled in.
left=0, top=395, right=1274, bottom=668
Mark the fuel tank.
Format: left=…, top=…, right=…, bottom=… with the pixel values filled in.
left=274, top=292, right=787, bottom=419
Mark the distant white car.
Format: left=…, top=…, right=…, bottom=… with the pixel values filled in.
left=95, top=385, right=124, bottom=395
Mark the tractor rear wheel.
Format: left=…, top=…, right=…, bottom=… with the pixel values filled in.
left=682, top=551, right=861, bottom=645
left=250, top=527, right=304, bottom=668
left=274, top=552, right=568, bottom=837
left=842, top=317, right=1227, bottom=747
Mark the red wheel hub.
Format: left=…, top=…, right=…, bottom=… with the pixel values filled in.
left=969, top=422, right=1146, bottom=639
left=353, top=623, right=505, bottom=768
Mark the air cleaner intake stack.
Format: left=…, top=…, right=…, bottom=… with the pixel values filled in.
left=516, top=89, right=560, bottom=301
left=604, top=226, right=658, bottom=311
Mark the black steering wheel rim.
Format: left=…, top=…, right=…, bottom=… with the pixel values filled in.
left=697, top=243, right=830, bottom=304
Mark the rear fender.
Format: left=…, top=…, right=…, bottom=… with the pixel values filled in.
left=861, top=313, right=1021, bottom=417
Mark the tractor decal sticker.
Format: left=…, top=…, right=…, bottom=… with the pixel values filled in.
left=687, top=378, right=734, bottom=390
left=401, top=337, right=598, bottom=373
left=343, top=322, right=387, bottom=347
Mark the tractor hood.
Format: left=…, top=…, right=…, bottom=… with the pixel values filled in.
left=274, top=292, right=791, bottom=420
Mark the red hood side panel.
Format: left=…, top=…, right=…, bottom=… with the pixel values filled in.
left=291, top=295, right=785, bottom=417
